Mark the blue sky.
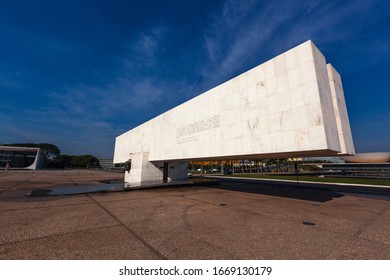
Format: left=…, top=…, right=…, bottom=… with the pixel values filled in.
left=1, top=0, right=389, bottom=157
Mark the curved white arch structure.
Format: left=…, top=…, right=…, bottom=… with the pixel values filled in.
left=0, top=146, right=45, bottom=170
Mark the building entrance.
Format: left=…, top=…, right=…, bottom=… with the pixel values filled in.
left=163, top=162, right=169, bottom=182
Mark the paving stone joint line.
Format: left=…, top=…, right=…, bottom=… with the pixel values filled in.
left=86, top=194, right=167, bottom=260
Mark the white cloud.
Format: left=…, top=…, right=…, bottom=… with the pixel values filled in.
left=43, top=25, right=169, bottom=121
left=200, top=0, right=383, bottom=87
left=122, top=25, right=168, bottom=69
left=201, top=0, right=296, bottom=85
left=0, top=26, right=171, bottom=156
left=3, top=0, right=387, bottom=156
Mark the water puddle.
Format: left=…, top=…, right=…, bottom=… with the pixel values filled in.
left=28, top=183, right=124, bottom=196
left=27, top=180, right=195, bottom=197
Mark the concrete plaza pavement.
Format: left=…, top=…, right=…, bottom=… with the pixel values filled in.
left=1, top=170, right=390, bottom=259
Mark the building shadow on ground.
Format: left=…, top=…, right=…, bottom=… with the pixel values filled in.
left=204, top=178, right=344, bottom=203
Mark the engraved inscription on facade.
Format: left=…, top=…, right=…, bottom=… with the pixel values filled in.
left=176, top=115, right=220, bottom=144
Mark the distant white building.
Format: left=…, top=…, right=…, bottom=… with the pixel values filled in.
left=0, top=146, right=45, bottom=170
left=342, top=152, right=390, bottom=163
left=99, top=158, right=114, bottom=169
left=114, top=40, right=355, bottom=184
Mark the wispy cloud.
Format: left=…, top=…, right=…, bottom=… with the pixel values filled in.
left=1, top=26, right=170, bottom=156
left=201, top=0, right=303, bottom=86
left=200, top=0, right=384, bottom=87
left=45, top=25, right=170, bottom=118
left=49, top=77, right=164, bottom=118
left=1, top=0, right=388, bottom=155
left=125, top=26, right=168, bottom=67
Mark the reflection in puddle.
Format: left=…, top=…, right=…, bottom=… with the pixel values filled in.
left=28, top=183, right=124, bottom=196
left=27, top=180, right=196, bottom=197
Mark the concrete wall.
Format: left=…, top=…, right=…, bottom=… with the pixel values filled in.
left=114, top=40, right=355, bottom=183
left=125, top=152, right=188, bottom=184
left=327, top=64, right=355, bottom=155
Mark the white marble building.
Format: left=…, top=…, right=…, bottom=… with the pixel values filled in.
left=114, top=40, right=355, bottom=184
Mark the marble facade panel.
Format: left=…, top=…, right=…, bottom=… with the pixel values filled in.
left=114, top=40, right=355, bottom=183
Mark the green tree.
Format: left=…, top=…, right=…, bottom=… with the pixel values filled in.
left=36, top=143, right=61, bottom=159
left=46, top=155, right=100, bottom=169
left=71, top=155, right=100, bottom=168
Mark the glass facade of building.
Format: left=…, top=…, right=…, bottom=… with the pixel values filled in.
left=323, top=163, right=390, bottom=179
left=0, top=146, right=44, bottom=170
